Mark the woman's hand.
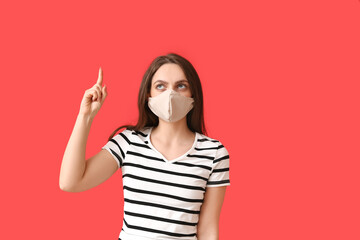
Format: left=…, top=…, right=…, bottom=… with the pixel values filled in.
left=79, top=67, right=108, bottom=119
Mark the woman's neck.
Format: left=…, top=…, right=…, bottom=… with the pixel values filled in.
left=151, top=118, right=194, bottom=144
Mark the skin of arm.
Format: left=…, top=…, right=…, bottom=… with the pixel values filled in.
left=60, top=67, right=107, bottom=192
left=59, top=113, right=93, bottom=191
left=59, top=113, right=120, bottom=193
left=197, top=186, right=227, bottom=240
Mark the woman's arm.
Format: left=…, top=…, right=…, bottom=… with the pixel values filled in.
left=59, top=113, right=93, bottom=191
left=197, top=186, right=227, bottom=240
left=59, top=68, right=108, bottom=191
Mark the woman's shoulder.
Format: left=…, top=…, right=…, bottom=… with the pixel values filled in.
left=196, top=132, right=223, bottom=148
left=112, top=126, right=150, bottom=142
left=122, top=126, right=152, bottom=142
left=197, top=133, right=230, bottom=159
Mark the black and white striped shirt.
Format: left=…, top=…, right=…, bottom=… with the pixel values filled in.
left=102, top=126, right=230, bottom=240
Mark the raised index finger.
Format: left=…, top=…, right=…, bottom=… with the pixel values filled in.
left=97, top=67, right=103, bottom=86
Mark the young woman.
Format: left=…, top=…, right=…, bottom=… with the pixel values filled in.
left=59, top=53, right=230, bottom=240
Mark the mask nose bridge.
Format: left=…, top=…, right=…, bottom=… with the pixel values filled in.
left=168, top=93, right=173, bottom=119
left=167, top=88, right=176, bottom=94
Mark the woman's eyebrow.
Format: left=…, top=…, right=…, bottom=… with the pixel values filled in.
left=175, top=80, right=188, bottom=83
left=154, top=79, right=188, bottom=85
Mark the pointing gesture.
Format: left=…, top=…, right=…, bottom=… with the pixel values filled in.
left=79, top=67, right=108, bottom=119
left=97, top=67, right=103, bottom=86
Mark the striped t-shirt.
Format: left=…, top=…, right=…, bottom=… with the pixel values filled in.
left=102, top=126, right=230, bottom=240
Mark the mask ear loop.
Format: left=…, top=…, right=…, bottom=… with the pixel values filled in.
left=146, top=91, right=151, bottom=102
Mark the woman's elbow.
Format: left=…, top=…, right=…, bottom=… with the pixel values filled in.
left=197, top=235, right=218, bottom=240
left=197, top=227, right=219, bottom=240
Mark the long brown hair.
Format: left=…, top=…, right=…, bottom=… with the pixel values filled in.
left=108, top=53, right=207, bottom=141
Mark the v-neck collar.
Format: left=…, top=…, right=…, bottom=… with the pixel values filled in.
left=146, top=126, right=198, bottom=163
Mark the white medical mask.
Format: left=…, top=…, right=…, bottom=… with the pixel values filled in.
left=148, top=89, right=194, bottom=122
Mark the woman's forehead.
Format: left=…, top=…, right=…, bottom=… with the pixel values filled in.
left=152, top=64, right=187, bottom=83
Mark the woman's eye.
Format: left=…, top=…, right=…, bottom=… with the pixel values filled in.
left=178, top=84, right=187, bottom=89
left=156, top=84, right=164, bottom=90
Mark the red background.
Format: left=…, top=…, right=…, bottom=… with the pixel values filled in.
left=1, top=0, right=359, bottom=239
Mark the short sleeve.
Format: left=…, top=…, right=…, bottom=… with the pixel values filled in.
left=206, top=142, right=230, bottom=188
left=101, top=128, right=131, bottom=169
